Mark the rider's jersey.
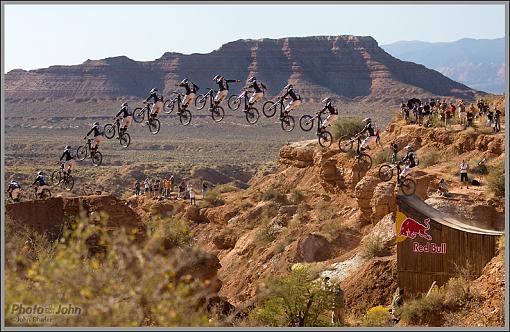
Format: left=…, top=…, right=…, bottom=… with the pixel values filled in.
left=60, top=149, right=74, bottom=161
left=360, top=122, right=376, bottom=137
left=146, top=91, right=164, bottom=103
left=86, top=125, right=104, bottom=137
left=282, top=88, right=301, bottom=101
left=116, top=105, right=132, bottom=118
left=178, top=82, right=199, bottom=95
left=401, top=151, right=418, bottom=168
left=217, top=78, right=237, bottom=91
left=33, top=175, right=47, bottom=186
left=248, top=80, right=266, bottom=93
left=8, top=182, right=21, bottom=190
left=322, top=104, right=337, bottom=115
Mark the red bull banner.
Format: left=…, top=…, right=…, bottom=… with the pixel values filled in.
left=395, top=210, right=447, bottom=254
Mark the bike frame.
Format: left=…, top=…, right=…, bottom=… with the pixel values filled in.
left=171, top=92, right=184, bottom=112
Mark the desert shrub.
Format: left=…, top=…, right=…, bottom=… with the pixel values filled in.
left=468, top=158, right=489, bottom=175
left=248, top=267, right=339, bottom=327
left=5, top=214, right=210, bottom=327
left=373, top=150, right=392, bottom=165
left=419, top=151, right=442, bottom=167
left=287, top=211, right=305, bottom=230
left=147, top=216, right=192, bottom=249
left=262, top=186, right=284, bottom=202
left=321, top=220, right=344, bottom=241
left=214, top=184, right=239, bottom=193
left=442, top=277, right=471, bottom=308
left=254, top=216, right=281, bottom=246
left=290, top=188, right=305, bottom=204
left=316, top=201, right=334, bottom=221
left=360, top=235, right=386, bottom=259
left=203, top=189, right=225, bottom=207
left=400, top=287, right=444, bottom=325
left=362, top=305, right=392, bottom=327
left=331, top=117, right=364, bottom=139
left=487, top=163, right=505, bottom=196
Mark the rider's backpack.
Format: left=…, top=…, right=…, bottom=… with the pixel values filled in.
left=192, top=83, right=200, bottom=93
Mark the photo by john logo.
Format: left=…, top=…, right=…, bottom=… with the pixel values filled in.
left=10, top=303, right=82, bottom=315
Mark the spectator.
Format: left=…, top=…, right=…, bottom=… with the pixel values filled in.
left=437, top=179, right=449, bottom=196
left=178, top=181, right=185, bottom=199
left=189, top=185, right=196, bottom=205
left=494, top=109, right=501, bottom=132
left=144, top=177, right=150, bottom=197
left=169, top=175, right=175, bottom=192
left=458, top=100, right=467, bottom=128
left=467, top=105, right=475, bottom=128
left=391, top=143, right=398, bottom=164
left=154, top=178, right=161, bottom=198
left=391, top=288, right=404, bottom=323
left=202, top=181, right=208, bottom=198
left=486, top=107, right=493, bottom=127
left=460, top=160, right=469, bottom=189
left=135, top=180, right=141, bottom=196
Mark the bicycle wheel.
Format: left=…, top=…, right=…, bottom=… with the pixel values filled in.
left=120, top=132, right=131, bottom=148
left=357, top=153, right=372, bottom=172
left=104, top=123, right=115, bottom=139
left=318, top=131, right=333, bottom=148
left=133, top=107, right=145, bottom=123
left=263, top=101, right=277, bottom=118
left=378, top=164, right=394, bottom=182
left=63, top=175, right=74, bottom=191
left=211, top=106, right=225, bottom=122
left=228, top=95, right=240, bottom=110
left=92, top=151, right=103, bottom=167
left=163, top=99, right=176, bottom=114
left=401, top=178, right=416, bottom=196
left=179, top=110, right=192, bottom=126
left=41, top=188, right=52, bottom=199
left=338, top=136, right=353, bottom=153
left=195, top=94, right=207, bottom=110
left=245, top=107, right=259, bottom=124
left=299, top=115, right=314, bottom=132
left=76, top=145, right=88, bottom=161
left=281, top=115, right=295, bottom=132
left=51, top=170, right=62, bottom=185
left=149, top=119, right=161, bottom=135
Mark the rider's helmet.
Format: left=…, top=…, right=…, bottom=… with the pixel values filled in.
left=180, top=79, right=188, bottom=85
left=322, top=97, right=333, bottom=107
left=150, top=88, right=158, bottom=93
left=38, top=171, right=44, bottom=176
left=121, top=102, right=128, bottom=108
left=363, top=117, right=372, bottom=124
left=93, top=122, right=99, bottom=126
left=284, top=84, right=293, bottom=90
left=213, top=75, right=220, bottom=82
left=405, top=144, right=414, bottom=151
left=248, top=76, right=256, bottom=83
left=65, top=145, right=70, bottom=150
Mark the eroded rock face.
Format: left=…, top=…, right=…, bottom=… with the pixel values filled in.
left=354, top=175, right=381, bottom=222
left=370, top=182, right=397, bottom=222
left=294, top=234, right=331, bottom=263
left=279, top=141, right=316, bottom=168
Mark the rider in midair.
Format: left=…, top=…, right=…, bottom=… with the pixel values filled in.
left=213, top=75, right=240, bottom=107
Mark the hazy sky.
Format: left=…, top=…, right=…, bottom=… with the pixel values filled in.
left=3, top=3, right=506, bottom=72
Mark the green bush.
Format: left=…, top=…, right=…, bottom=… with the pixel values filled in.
left=249, top=267, right=339, bottom=326
left=419, top=151, right=442, bottom=167
left=290, top=188, right=305, bottom=204
left=360, top=235, right=386, bottom=259
left=400, top=289, right=444, bottom=325
left=373, top=150, right=392, bottom=165
left=468, top=158, right=489, bottom=175
left=203, top=189, right=225, bottom=207
left=147, top=216, right=192, bottom=248
left=331, top=117, right=364, bottom=139
left=262, top=187, right=284, bottom=202
left=362, top=305, right=392, bottom=327
left=487, top=163, right=505, bottom=196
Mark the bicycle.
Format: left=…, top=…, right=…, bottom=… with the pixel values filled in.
left=51, top=162, right=75, bottom=191
left=163, top=92, right=193, bottom=126
left=299, top=112, right=334, bottom=148
left=378, top=162, right=417, bottom=196
left=76, top=138, right=103, bottom=166
left=104, top=117, right=131, bottom=148
left=262, top=97, right=295, bottom=132
left=132, top=102, right=161, bottom=134
left=227, top=89, right=259, bottom=124
left=194, top=88, right=225, bottom=122
left=33, top=185, right=52, bottom=200
left=338, top=135, right=373, bottom=171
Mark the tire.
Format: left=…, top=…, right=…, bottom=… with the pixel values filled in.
left=104, top=123, right=115, bottom=139
left=299, top=115, right=314, bottom=132
left=318, top=131, right=333, bottom=148
left=357, top=153, right=372, bottom=172
left=179, top=110, right=192, bottom=126
left=149, top=119, right=161, bottom=135
left=263, top=101, right=277, bottom=118
left=338, top=136, right=354, bottom=153
left=228, top=95, right=241, bottom=110
left=211, top=106, right=225, bottom=122
left=245, top=107, right=259, bottom=124
left=163, top=99, right=176, bottom=115
left=133, top=107, right=145, bottom=123
left=51, top=170, right=62, bottom=185
left=63, top=175, right=74, bottom=191
left=401, top=178, right=417, bottom=196
left=195, top=94, right=207, bottom=110
left=76, top=145, right=87, bottom=161
left=92, top=151, right=102, bottom=167
left=378, top=164, right=394, bottom=182
left=120, top=132, right=131, bottom=148
left=281, top=115, right=295, bottom=132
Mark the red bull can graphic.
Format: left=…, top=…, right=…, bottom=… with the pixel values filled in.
left=395, top=211, right=447, bottom=254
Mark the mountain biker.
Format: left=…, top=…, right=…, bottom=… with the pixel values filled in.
left=60, top=145, right=76, bottom=176
left=83, top=122, right=105, bottom=152
left=357, top=118, right=378, bottom=151
left=246, top=76, right=267, bottom=107
left=319, top=97, right=338, bottom=130
left=7, top=180, right=22, bottom=202
left=115, top=102, right=133, bottom=134
left=33, top=171, right=50, bottom=197
left=281, top=84, right=302, bottom=114
left=213, top=75, right=240, bottom=106
left=398, top=145, right=418, bottom=180
left=145, top=88, right=164, bottom=123
left=176, top=79, right=199, bottom=110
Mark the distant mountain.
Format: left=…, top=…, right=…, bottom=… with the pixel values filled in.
left=382, top=38, right=505, bottom=94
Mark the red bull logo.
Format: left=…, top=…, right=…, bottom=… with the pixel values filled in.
left=395, top=211, right=447, bottom=254
left=399, top=217, right=432, bottom=241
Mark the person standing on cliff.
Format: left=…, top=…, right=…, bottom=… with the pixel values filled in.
left=281, top=84, right=302, bottom=114
left=460, top=160, right=469, bottom=189
left=494, top=108, right=501, bottom=132
left=213, top=75, right=240, bottom=107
